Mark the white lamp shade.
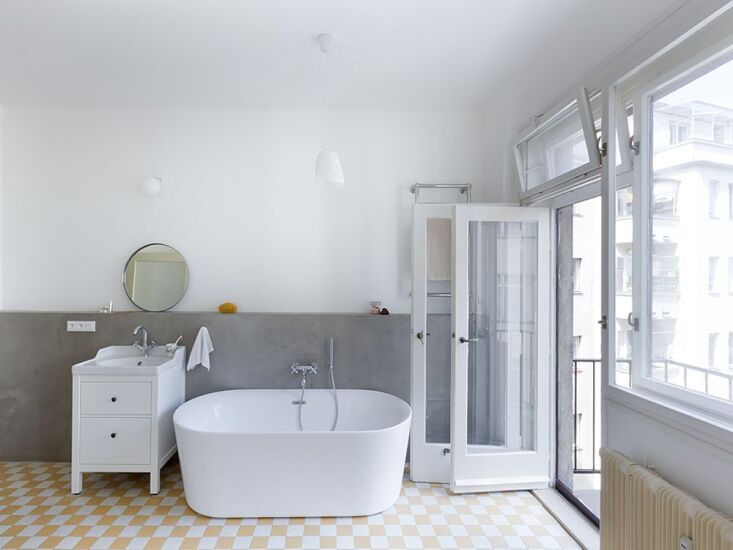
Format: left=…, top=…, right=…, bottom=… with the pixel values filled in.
left=140, top=177, right=163, bottom=196
left=315, top=147, right=344, bottom=188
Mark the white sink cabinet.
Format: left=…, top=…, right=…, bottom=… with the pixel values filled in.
left=71, top=346, right=186, bottom=494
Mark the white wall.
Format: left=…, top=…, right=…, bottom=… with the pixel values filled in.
left=0, top=108, right=3, bottom=310
left=0, top=107, right=494, bottom=312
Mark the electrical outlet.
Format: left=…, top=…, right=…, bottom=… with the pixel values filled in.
left=66, top=320, right=96, bottom=332
left=680, top=536, right=693, bottom=550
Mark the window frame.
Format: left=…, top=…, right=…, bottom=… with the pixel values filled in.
left=626, top=44, right=733, bottom=420
left=513, top=87, right=601, bottom=201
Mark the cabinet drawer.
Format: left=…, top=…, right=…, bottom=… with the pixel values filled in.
left=79, top=417, right=151, bottom=465
left=80, top=382, right=151, bottom=415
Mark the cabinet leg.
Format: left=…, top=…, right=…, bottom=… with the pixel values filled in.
left=150, top=469, right=160, bottom=494
left=71, top=470, right=83, bottom=494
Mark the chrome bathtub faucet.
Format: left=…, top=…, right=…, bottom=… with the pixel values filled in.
left=290, top=362, right=318, bottom=377
left=291, top=362, right=318, bottom=407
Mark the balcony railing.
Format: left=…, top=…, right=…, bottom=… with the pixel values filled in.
left=572, top=357, right=732, bottom=475
left=572, top=358, right=631, bottom=474
left=572, top=358, right=601, bottom=474
left=652, top=358, right=733, bottom=401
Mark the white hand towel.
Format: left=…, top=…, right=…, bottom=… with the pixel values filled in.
left=187, top=327, right=214, bottom=371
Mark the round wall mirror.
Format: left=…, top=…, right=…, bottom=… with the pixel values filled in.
left=123, top=243, right=189, bottom=312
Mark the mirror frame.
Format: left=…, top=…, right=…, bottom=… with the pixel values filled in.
left=122, top=242, right=189, bottom=312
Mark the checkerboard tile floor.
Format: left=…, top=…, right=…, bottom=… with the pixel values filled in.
left=0, top=461, right=579, bottom=549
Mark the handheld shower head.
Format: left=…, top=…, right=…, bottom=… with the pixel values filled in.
left=328, top=337, right=334, bottom=369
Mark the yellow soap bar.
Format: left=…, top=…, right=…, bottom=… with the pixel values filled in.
left=218, top=302, right=238, bottom=314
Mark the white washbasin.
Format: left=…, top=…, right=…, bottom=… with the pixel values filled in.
left=98, top=356, right=169, bottom=368
left=72, top=345, right=186, bottom=375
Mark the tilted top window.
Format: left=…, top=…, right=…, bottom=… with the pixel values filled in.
left=514, top=88, right=600, bottom=198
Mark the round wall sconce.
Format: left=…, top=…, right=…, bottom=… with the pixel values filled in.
left=140, top=177, right=163, bottom=197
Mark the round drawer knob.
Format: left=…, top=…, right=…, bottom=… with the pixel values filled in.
left=110, top=433, right=117, bottom=438
left=111, top=397, right=117, bottom=402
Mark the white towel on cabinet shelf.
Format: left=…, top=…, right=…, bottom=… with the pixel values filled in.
left=187, top=327, right=214, bottom=371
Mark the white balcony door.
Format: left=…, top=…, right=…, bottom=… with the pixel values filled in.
left=450, top=204, right=550, bottom=492
left=410, top=204, right=551, bottom=490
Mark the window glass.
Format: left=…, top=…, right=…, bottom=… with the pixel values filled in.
left=615, top=188, right=633, bottom=387
left=518, top=97, right=595, bottom=192
left=648, top=56, right=733, bottom=404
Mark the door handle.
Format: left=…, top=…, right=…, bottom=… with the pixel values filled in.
left=458, top=336, right=478, bottom=344
left=416, top=331, right=431, bottom=343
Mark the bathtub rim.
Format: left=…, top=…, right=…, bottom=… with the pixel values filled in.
left=173, top=388, right=412, bottom=436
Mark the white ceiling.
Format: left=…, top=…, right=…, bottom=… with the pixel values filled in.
left=0, top=0, right=686, bottom=110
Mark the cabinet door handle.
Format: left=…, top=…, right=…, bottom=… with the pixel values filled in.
left=110, top=433, right=117, bottom=439
left=110, top=396, right=117, bottom=402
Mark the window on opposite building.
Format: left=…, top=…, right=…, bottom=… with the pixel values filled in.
left=669, top=121, right=689, bottom=144
left=616, top=188, right=633, bottom=217
left=573, top=336, right=582, bottom=358
left=709, top=333, right=719, bottom=369
left=572, top=258, right=582, bottom=292
left=709, top=257, right=720, bottom=293
left=709, top=180, right=720, bottom=217
left=714, top=121, right=733, bottom=144
left=652, top=180, right=679, bottom=216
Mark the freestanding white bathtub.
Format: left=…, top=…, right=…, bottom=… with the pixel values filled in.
left=173, top=389, right=411, bottom=518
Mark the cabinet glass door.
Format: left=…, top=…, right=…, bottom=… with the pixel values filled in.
left=411, top=204, right=454, bottom=483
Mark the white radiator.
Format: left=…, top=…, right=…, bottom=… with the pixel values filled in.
left=600, top=448, right=733, bottom=550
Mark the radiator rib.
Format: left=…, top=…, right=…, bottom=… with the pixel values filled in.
left=600, top=448, right=733, bottom=550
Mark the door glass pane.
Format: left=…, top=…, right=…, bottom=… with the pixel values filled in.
left=425, top=218, right=451, bottom=443
left=466, top=220, right=537, bottom=451
left=615, top=187, right=633, bottom=387
left=648, top=57, right=733, bottom=402
left=520, top=99, right=591, bottom=192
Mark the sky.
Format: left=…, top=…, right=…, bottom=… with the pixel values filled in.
left=661, top=56, right=733, bottom=110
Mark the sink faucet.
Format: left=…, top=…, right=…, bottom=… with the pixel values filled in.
left=132, top=325, right=157, bottom=357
